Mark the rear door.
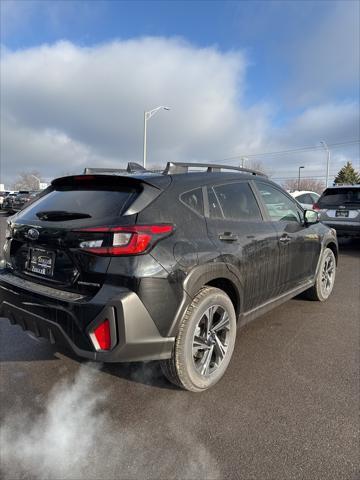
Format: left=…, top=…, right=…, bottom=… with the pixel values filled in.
left=4, top=176, right=141, bottom=296
left=205, top=180, right=280, bottom=311
left=254, top=181, right=321, bottom=291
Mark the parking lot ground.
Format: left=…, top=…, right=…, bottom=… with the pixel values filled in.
left=0, top=212, right=359, bottom=480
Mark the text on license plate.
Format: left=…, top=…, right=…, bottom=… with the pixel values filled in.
left=27, top=248, right=55, bottom=277
left=335, top=210, right=349, bottom=217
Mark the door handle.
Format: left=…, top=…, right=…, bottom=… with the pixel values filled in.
left=279, top=234, right=291, bottom=245
left=219, top=232, right=239, bottom=242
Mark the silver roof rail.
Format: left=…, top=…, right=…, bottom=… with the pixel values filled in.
left=163, top=162, right=267, bottom=177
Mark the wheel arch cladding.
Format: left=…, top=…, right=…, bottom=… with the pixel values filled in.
left=168, top=264, right=243, bottom=337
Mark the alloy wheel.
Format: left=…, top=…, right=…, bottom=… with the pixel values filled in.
left=192, top=305, right=231, bottom=377
left=320, top=253, right=335, bottom=297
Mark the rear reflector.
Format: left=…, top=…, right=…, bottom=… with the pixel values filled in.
left=91, top=319, right=111, bottom=350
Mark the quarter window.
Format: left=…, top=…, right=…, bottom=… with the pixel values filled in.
left=257, top=183, right=302, bottom=222
left=181, top=188, right=204, bottom=216
left=209, top=182, right=262, bottom=221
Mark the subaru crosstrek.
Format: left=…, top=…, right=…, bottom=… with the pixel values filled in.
left=0, top=162, right=338, bottom=391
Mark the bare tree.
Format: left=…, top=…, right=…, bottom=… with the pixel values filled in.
left=13, top=171, right=44, bottom=191
left=283, top=178, right=325, bottom=194
left=242, top=160, right=267, bottom=175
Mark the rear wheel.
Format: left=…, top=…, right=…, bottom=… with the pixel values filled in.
left=161, top=287, right=237, bottom=392
left=305, top=247, right=336, bottom=301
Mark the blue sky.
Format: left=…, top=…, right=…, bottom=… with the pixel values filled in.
left=3, top=1, right=358, bottom=107
left=0, top=0, right=359, bottom=184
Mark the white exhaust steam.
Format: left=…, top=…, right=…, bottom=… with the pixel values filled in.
left=0, top=363, right=219, bottom=479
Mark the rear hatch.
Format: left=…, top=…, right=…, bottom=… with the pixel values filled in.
left=5, top=174, right=167, bottom=296
left=316, top=187, right=360, bottom=222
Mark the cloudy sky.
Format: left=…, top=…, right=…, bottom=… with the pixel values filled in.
left=0, top=0, right=359, bottom=186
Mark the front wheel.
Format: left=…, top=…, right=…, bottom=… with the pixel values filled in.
left=161, top=287, right=237, bottom=392
left=305, top=247, right=336, bottom=301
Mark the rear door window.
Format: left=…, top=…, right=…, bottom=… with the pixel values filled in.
left=209, top=182, right=262, bottom=221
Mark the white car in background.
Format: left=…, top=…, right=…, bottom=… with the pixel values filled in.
left=289, top=190, right=320, bottom=210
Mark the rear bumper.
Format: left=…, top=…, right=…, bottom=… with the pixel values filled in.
left=0, top=270, right=174, bottom=362
left=322, top=221, right=360, bottom=237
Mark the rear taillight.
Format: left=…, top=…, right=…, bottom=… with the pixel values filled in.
left=91, top=319, right=111, bottom=350
left=312, top=203, right=320, bottom=211
left=75, top=224, right=174, bottom=256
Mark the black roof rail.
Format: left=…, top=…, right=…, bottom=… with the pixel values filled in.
left=83, top=162, right=147, bottom=175
left=163, top=162, right=267, bottom=177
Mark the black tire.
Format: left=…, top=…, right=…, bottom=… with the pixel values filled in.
left=305, top=247, right=336, bottom=301
left=161, top=286, right=237, bottom=392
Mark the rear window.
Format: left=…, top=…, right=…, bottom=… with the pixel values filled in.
left=319, top=188, right=360, bottom=206
left=20, top=186, right=138, bottom=221
left=296, top=193, right=313, bottom=204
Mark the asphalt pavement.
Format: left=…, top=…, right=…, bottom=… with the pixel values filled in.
left=0, top=212, right=359, bottom=480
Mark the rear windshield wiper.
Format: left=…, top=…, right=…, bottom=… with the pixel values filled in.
left=36, top=210, right=92, bottom=221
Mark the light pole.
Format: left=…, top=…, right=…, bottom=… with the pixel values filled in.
left=143, top=106, right=170, bottom=168
left=320, top=141, right=330, bottom=187
left=298, top=166, right=304, bottom=190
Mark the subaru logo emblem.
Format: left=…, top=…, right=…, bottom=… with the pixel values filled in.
left=27, top=228, right=39, bottom=241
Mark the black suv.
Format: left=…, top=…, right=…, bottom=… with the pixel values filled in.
left=0, top=162, right=338, bottom=391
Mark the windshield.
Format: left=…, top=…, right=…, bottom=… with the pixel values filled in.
left=319, top=187, right=360, bottom=206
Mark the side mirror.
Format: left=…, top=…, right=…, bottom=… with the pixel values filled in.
left=304, top=209, right=319, bottom=225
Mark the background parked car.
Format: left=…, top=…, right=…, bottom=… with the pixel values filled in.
left=12, top=191, right=40, bottom=212
left=289, top=190, right=320, bottom=210
left=0, top=192, right=10, bottom=209
left=1, top=192, right=19, bottom=213
left=11, top=191, right=31, bottom=212
left=314, top=185, right=360, bottom=239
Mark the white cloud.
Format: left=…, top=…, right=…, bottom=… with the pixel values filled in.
left=288, top=1, right=360, bottom=104
left=0, top=38, right=359, bottom=186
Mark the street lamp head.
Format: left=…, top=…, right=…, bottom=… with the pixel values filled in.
left=299, top=166, right=304, bottom=169
left=163, top=106, right=171, bottom=111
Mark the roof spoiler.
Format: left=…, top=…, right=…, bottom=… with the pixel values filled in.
left=83, top=162, right=147, bottom=175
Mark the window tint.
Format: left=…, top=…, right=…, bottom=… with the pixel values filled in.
left=297, top=193, right=313, bottom=204
left=257, top=183, right=302, bottom=222
left=210, top=182, right=262, bottom=221
left=181, top=188, right=204, bottom=216
left=21, top=187, right=137, bottom=221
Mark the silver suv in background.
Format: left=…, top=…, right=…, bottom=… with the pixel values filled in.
left=314, top=185, right=360, bottom=239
